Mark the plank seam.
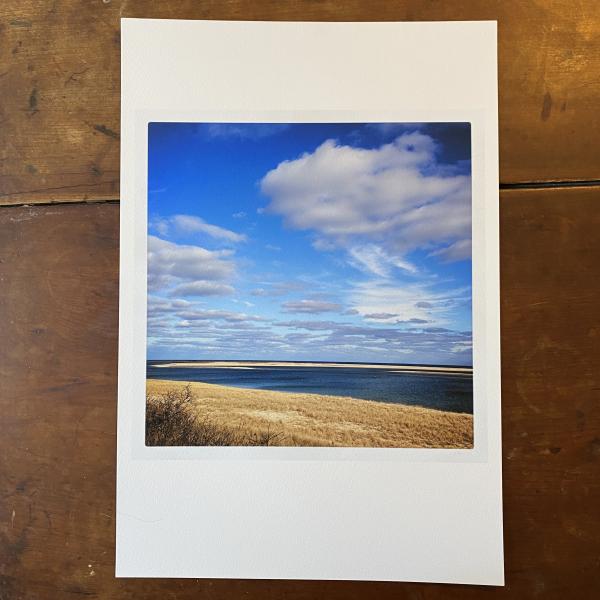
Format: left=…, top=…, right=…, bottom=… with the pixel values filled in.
left=1, top=180, right=599, bottom=208
left=500, top=180, right=600, bottom=190
left=0, top=198, right=121, bottom=208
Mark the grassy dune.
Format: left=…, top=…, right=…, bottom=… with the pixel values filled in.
left=146, top=378, right=473, bottom=448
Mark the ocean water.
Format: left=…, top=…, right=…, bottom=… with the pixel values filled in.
left=147, top=362, right=473, bottom=414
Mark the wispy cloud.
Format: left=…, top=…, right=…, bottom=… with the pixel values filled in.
left=169, top=281, right=235, bottom=297
left=281, top=300, right=343, bottom=314
left=429, top=239, right=472, bottom=262
left=176, top=309, right=265, bottom=323
left=348, top=245, right=417, bottom=277
left=151, top=214, right=246, bottom=243
left=249, top=281, right=305, bottom=298
left=349, top=280, right=470, bottom=325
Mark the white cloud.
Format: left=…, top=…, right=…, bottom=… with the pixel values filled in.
left=147, top=301, right=472, bottom=364
left=349, top=244, right=416, bottom=277
left=281, top=300, right=343, bottom=314
left=250, top=288, right=269, bottom=297
left=311, top=238, right=336, bottom=252
left=169, top=281, right=235, bottom=297
left=148, top=235, right=236, bottom=294
left=451, top=340, right=473, bottom=354
left=363, top=312, right=400, bottom=320
left=147, top=296, right=192, bottom=315
left=260, top=132, right=471, bottom=273
left=349, top=280, right=470, bottom=325
left=177, top=309, right=265, bottom=323
left=151, top=215, right=246, bottom=243
left=270, top=318, right=472, bottom=363
left=429, top=238, right=472, bottom=262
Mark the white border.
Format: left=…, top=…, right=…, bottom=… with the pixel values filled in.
left=118, top=19, right=502, bottom=584
left=132, top=110, right=486, bottom=463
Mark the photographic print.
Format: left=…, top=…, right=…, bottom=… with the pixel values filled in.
left=146, top=122, right=473, bottom=448
left=119, top=19, right=502, bottom=584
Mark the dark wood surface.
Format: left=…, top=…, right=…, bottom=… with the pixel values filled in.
left=1, top=191, right=599, bottom=598
left=1, top=1, right=599, bottom=598
left=1, top=0, right=600, bottom=204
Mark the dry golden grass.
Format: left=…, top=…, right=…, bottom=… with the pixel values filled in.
left=147, top=379, right=473, bottom=448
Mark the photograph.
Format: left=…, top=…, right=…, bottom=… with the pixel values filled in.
left=145, top=121, right=473, bottom=448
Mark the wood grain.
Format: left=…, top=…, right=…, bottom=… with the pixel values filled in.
left=1, top=191, right=598, bottom=597
left=1, top=1, right=600, bottom=204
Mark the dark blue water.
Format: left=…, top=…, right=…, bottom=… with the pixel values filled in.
left=147, top=363, right=473, bottom=414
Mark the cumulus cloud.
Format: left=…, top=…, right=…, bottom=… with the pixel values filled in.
left=260, top=132, right=471, bottom=273
left=281, top=300, right=343, bottom=314
left=148, top=235, right=236, bottom=295
left=151, top=215, right=246, bottom=243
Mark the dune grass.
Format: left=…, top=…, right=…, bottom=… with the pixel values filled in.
left=146, top=379, right=473, bottom=448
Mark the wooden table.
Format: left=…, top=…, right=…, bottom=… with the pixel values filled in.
left=1, top=2, right=599, bottom=598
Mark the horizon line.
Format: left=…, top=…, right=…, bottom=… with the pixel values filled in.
left=147, top=358, right=473, bottom=369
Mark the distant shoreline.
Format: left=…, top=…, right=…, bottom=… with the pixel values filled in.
left=150, top=360, right=473, bottom=375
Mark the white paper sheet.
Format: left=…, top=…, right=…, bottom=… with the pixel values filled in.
left=117, top=18, right=502, bottom=584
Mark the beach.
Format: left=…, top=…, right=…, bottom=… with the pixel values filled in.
left=146, top=378, right=473, bottom=448
left=152, top=360, right=473, bottom=375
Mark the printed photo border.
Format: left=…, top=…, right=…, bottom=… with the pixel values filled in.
left=126, top=108, right=489, bottom=463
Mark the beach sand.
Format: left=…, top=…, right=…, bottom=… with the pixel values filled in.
left=146, top=378, right=473, bottom=448
left=152, top=360, right=472, bottom=375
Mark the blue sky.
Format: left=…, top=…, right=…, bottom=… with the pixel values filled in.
left=147, top=122, right=472, bottom=365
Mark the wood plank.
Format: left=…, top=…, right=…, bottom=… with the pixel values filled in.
left=1, top=189, right=599, bottom=596
left=1, top=1, right=600, bottom=204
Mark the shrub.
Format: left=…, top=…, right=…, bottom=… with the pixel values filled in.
left=146, top=384, right=283, bottom=446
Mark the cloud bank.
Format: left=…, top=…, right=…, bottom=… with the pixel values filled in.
left=148, top=235, right=236, bottom=296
